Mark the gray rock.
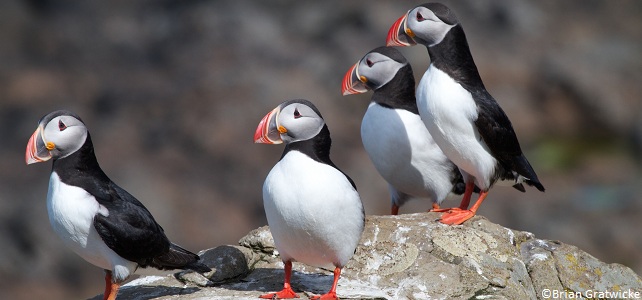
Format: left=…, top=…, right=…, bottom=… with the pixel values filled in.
left=91, top=213, right=641, bottom=299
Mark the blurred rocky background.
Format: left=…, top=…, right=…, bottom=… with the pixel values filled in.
left=0, top=0, right=639, bottom=299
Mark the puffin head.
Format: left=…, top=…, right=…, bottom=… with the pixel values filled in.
left=342, top=46, right=409, bottom=96
left=26, top=110, right=88, bottom=164
left=254, top=99, right=325, bottom=145
left=386, top=3, right=459, bottom=48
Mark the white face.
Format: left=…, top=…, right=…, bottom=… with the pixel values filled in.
left=278, top=102, right=325, bottom=144
left=358, top=52, right=406, bottom=91
left=42, top=115, right=88, bottom=159
left=406, top=6, right=456, bottom=47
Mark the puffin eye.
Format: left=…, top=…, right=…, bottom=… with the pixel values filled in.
left=416, top=11, right=425, bottom=21
left=366, top=59, right=374, bottom=67
left=58, top=120, right=67, bottom=131
left=293, top=108, right=301, bottom=119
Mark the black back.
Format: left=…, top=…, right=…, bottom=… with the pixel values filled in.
left=371, top=64, right=418, bottom=115
left=52, top=134, right=208, bottom=271
left=426, top=17, right=544, bottom=191
left=367, top=47, right=418, bottom=114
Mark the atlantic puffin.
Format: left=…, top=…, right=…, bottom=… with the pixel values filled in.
left=25, top=110, right=210, bottom=300
left=254, top=99, right=364, bottom=299
left=386, top=3, right=545, bottom=225
left=341, top=46, right=469, bottom=214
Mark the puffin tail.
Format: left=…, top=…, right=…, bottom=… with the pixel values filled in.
left=513, top=154, right=545, bottom=192
left=152, top=243, right=211, bottom=273
left=524, top=178, right=545, bottom=192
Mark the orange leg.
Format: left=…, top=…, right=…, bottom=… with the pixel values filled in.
left=458, top=181, right=475, bottom=210
left=391, top=203, right=400, bottom=215
left=439, top=190, right=489, bottom=225
left=310, top=267, right=341, bottom=300
left=103, top=270, right=120, bottom=300
left=260, top=261, right=299, bottom=299
left=430, top=181, right=475, bottom=212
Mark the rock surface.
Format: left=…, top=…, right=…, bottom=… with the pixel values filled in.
left=90, top=213, right=641, bottom=299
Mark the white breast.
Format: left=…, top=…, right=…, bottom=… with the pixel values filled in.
left=47, top=172, right=136, bottom=281
left=360, top=103, right=456, bottom=204
left=416, top=65, right=497, bottom=189
left=263, top=151, right=364, bottom=269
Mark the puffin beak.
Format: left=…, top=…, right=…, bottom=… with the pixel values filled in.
left=341, top=62, right=369, bottom=96
left=386, top=11, right=416, bottom=47
left=254, top=106, right=284, bottom=144
left=26, top=125, right=53, bottom=164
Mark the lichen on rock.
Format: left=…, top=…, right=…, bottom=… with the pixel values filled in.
left=91, top=213, right=642, bottom=299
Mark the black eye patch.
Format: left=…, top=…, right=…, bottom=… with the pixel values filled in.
left=294, top=108, right=301, bottom=119
left=58, top=120, right=67, bottom=131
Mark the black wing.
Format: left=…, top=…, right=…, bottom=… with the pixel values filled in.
left=52, top=135, right=207, bottom=271
left=92, top=182, right=173, bottom=267
left=473, top=90, right=545, bottom=191
left=94, top=182, right=209, bottom=271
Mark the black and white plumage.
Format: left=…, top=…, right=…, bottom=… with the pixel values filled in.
left=386, top=3, right=545, bottom=225
left=26, top=110, right=210, bottom=300
left=342, top=46, right=468, bottom=214
left=254, top=100, right=364, bottom=300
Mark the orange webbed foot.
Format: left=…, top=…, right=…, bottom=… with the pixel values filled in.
left=259, top=287, right=299, bottom=299
left=438, top=208, right=476, bottom=225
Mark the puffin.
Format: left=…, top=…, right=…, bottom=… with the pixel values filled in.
left=386, top=3, right=545, bottom=225
left=341, top=46, right=469, bottom=214
left=254, top=99, right=364, bottom=300
left=25, top=110, right=210, bottom=300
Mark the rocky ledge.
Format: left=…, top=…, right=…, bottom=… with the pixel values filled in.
left=90, top=213, right=642, bottom=299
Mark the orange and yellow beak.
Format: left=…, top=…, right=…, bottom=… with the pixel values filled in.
left=254, top=106, right=284, bottom=144
left=386, top=11, right=416, bottom=47
left=341, top=61, right=370, bottom=96
left=26, top=126, right=53, bottom=164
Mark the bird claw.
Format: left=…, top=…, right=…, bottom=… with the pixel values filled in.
left=259, top=287, right=299, bottom=299
left=438, top=208, right=475, bottom=225
left=310, top=291, right=339, bottom=300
